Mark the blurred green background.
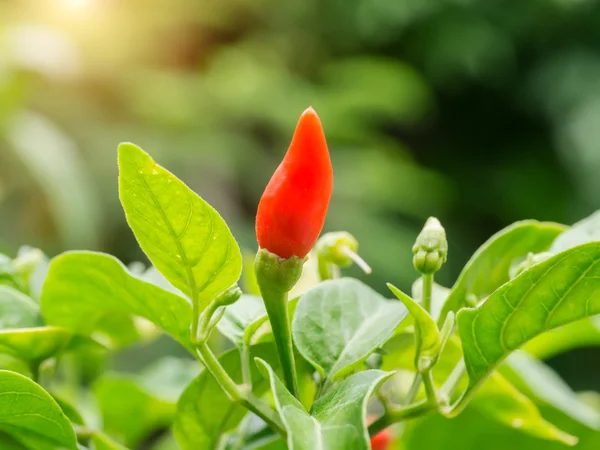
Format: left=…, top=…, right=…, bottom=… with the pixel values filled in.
left=0, top=0, right=599, bottom=446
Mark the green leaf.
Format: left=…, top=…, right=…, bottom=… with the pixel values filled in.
left=118, top=143, right=242, bottom=308
left=173, top=344, right=278, bottom=450
left=551, top=210, right=600, bottom=253
left=383, top=335, right=575, bottom=444
left=501, top=351, right=600, bottom=430
left=51, top=393, right=85, bottom=426
left=0, top=327, right=71, bottom=363
left=91, top=432, right=131, bottom=450
left=457, top=242, right=600, bottom=393
left=292, top=278, right=407, bottom=382
left=387, top=283, right=440, bottom=372
left=0, top=286, right=41, bottom=329
left=41, top=251, right=193, bottom=351
left=256, top=359, right=390, bottom=450
left=472, top=371, right=577, bottom=445
left=0, top=432, right=27, bottom=450
left=439, top=220, right=566, bottom=325
left=217, top=295, right=266, bottom=348
left=0, top=369, right=78, bottom=449
left=94, top=375, right=174, bottom=448
left=524, top=316, right=600, bottom=359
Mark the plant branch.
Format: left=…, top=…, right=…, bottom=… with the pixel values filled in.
left=422, top=273, right=433, bottom=314
left=196, top=342, right=286, bottom=435
left=368, top=400, right=436, bottom=436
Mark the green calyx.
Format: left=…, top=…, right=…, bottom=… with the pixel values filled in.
left=413, top=217, right=448, bottom=275
left=254, top=248, right=305, bottom=295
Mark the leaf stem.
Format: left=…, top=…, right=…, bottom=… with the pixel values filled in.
left=241, top=343, right=252, bottom=389
left=405, top=373, right=422, bottom=404
left=262, top=288, right=299, bottom=397
left=368, top=400, right=436, bottom=436
left=195, top=342, right=286, bottom=435
left=422, top=273, right=433, bottom=314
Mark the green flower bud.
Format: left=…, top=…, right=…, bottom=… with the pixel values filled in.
left=315, top=231, right=372, bottom=280
left=412, top=217, right=448, bottom=275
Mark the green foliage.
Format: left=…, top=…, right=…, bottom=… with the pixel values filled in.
left=0, top=285, right=41, bottom=329
left=292, top=278, right=407, bottom=383
left=0, top=326, right=71, bottom=363
left=0, top=370, right=77, bottom=450
left=174, top=344, right=278, bottom=450
left=41, top=251, right=193, bottom=351
left=458, top=242, right=600, bottom=391
left=439, top=221, right=566, bottom=325
left=118, top=143, right=242, bottom=309
left=257, top=359, right=390, bottom=450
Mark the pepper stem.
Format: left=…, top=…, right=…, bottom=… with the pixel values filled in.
left=340, top=245, right=372, bottom=274
left=262, top=288, right=299, bottom=397
left=254, top=249, right=304, bottom=398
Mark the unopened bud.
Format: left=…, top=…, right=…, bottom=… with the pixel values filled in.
left=412, top=217, right=448, bottom=275
left=316, top=231, right=371, bottom=275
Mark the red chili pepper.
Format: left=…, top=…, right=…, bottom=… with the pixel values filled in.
left=256, top=107, right=333, bottom=259
left=370, top=428, right=392, bottom=450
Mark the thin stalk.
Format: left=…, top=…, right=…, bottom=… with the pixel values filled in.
left=405, top=373, right=422, bottom=404
left=340, top=246, right=372, bottom=274
left=262, top=288, right=299, bottom=398
left=422, top=273, right=433, bottom=314
left=241, top=343, right=252, bottom=389
left=196, top=342, right=285, bottom=435
left=368, top=400, right=436, bottom=436
left=422, top=369, right=438, bottom=406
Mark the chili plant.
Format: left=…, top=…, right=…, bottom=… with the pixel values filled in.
left=0, top=108, right=599, bottom=450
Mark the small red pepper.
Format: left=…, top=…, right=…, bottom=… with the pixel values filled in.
left=370, top=428, right=392, bottom=450
left=256, top=107, right=333, bottom=259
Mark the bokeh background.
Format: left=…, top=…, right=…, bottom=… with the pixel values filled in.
left=1, top=0, right=600, bottom=447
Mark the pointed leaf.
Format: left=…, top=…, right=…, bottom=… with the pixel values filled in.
left=439, top=221, right=566, bottom=325
left=118, top=143, right=242, bottom=308
left=388, top=283, right=440, bottom=372
left=257, top=359, right=390, bottom=450
left=292, top=278, right=407, bottom=382
left=41, top=251, right=193, bottom=351
left=0, top=370, right=78, bottom=449
left=501, top=351, right=600, bottom=430
left=0, top=286, right=41, bottom=329
left=458, top=242, right=600, bottom=394
left=174, top=344, right=278, bottom=450
left=0, top=327, right=71, bottom=363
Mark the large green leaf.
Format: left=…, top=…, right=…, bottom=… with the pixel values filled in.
left=41, top=251, right=193, bottom=351
left=458, top=242, right=600, bottom=395
left=524, top=316, right=600, bottom=359
left=501, top=352, right=600, bottom=430
left=173, top=344, right=278, bottom=450
left=0, top=370, right=77, bottom=450
left=0, top=286, right=41, bottom=329
left=118, top=143, right=242, bottom=308
left=439, top=221, right=566, bottom=325
left=0, top=327, right=71, bottom=363
left=292, top=278, right=407, bottom=383
left=257, top=359, right=390, bottom=450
